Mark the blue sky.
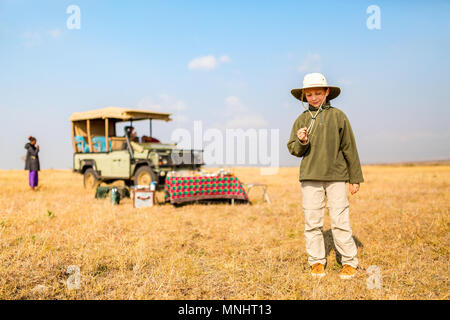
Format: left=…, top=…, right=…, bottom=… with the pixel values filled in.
left=1, top=0, right=449, bottom=169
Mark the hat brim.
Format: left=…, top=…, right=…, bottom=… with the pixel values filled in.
left=291, top=86, right=340, bottom=102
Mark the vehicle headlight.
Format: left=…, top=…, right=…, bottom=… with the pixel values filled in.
left=158, top=156, right=169, bottom=165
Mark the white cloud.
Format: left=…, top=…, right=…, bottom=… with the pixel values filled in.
left=22, top=28, right=63, bottom=47
left=22, top=31, right=42, bottom=48
left=137, top=94, right=186, bottom=112
left=224, top=95, right=247, bottom=115
left=225, top=96, right=241, bottom=106
left=137, top=94, right=189, bottom=126
left=171, top=100, right=187, bottom=111
left=188, top=55, right=217, bottom=71
left=188, top=54, right=232, bottom=71
left=298, top=53, right=322, bottom=73
left=174, top=114, right=189, bottom=124
left=219, top=55, right=231, bottom=63
left=225, top=114, right=268, bottom=128
left=158, top=93, right=186, bottom=111
left=48, top=28, right=61, bottom=39
left=221, top=96, right=268, bottom=128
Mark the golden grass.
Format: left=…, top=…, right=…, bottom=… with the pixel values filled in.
left=0, top=166, right=448, bottom=299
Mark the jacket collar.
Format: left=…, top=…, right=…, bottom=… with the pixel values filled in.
left=308, top=101, right=331, bottom=111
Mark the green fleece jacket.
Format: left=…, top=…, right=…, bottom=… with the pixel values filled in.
left=287, top=102, right=364, bottom=184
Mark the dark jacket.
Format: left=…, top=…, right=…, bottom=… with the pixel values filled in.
left=287, top=102, right=364, bottom=184
left=24, top=143, right=40, bottom=171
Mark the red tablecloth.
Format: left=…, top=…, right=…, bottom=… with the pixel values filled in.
left=164, top=175, right=248, bottom=204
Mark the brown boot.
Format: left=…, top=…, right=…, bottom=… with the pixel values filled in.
left=311, top=263, right=326, bottom=278
left=339, top=264, right=357, bottom=279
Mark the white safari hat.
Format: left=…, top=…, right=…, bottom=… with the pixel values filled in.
left=291, top=73, right=340, bottom=102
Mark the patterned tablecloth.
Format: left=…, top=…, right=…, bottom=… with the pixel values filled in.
left=164, top=175, right=249, bottom=204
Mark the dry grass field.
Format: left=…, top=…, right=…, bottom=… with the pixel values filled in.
left=0, top=165, right=448, bottom=300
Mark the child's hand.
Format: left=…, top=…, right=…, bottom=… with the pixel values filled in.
left=349, top=183, right=360, bottom=195
left=297, top=127, right=308, bottom=143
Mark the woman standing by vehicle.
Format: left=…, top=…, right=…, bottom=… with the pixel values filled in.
left=25, top=136, right=40, bottom=190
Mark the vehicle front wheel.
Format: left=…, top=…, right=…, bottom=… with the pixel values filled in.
left=134, top=166, right=157, bottom=186
left=83, top=168, right=99, bottom=189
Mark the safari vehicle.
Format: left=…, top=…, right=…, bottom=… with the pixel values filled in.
left=70, top=107, right=203, bottom=189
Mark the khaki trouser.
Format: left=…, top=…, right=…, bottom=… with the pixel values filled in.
left=301, top=181, right=358, bottom=268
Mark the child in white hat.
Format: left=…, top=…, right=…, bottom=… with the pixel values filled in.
left=287, top=73, right=364, bottom=279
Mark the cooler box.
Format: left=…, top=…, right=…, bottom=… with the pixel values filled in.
left=131, top=187, right=155, bottom=208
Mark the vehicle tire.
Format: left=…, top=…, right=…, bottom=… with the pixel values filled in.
left=134, top=166, right=156, bottom=186
left=84, top=168, right=99, bottom=189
